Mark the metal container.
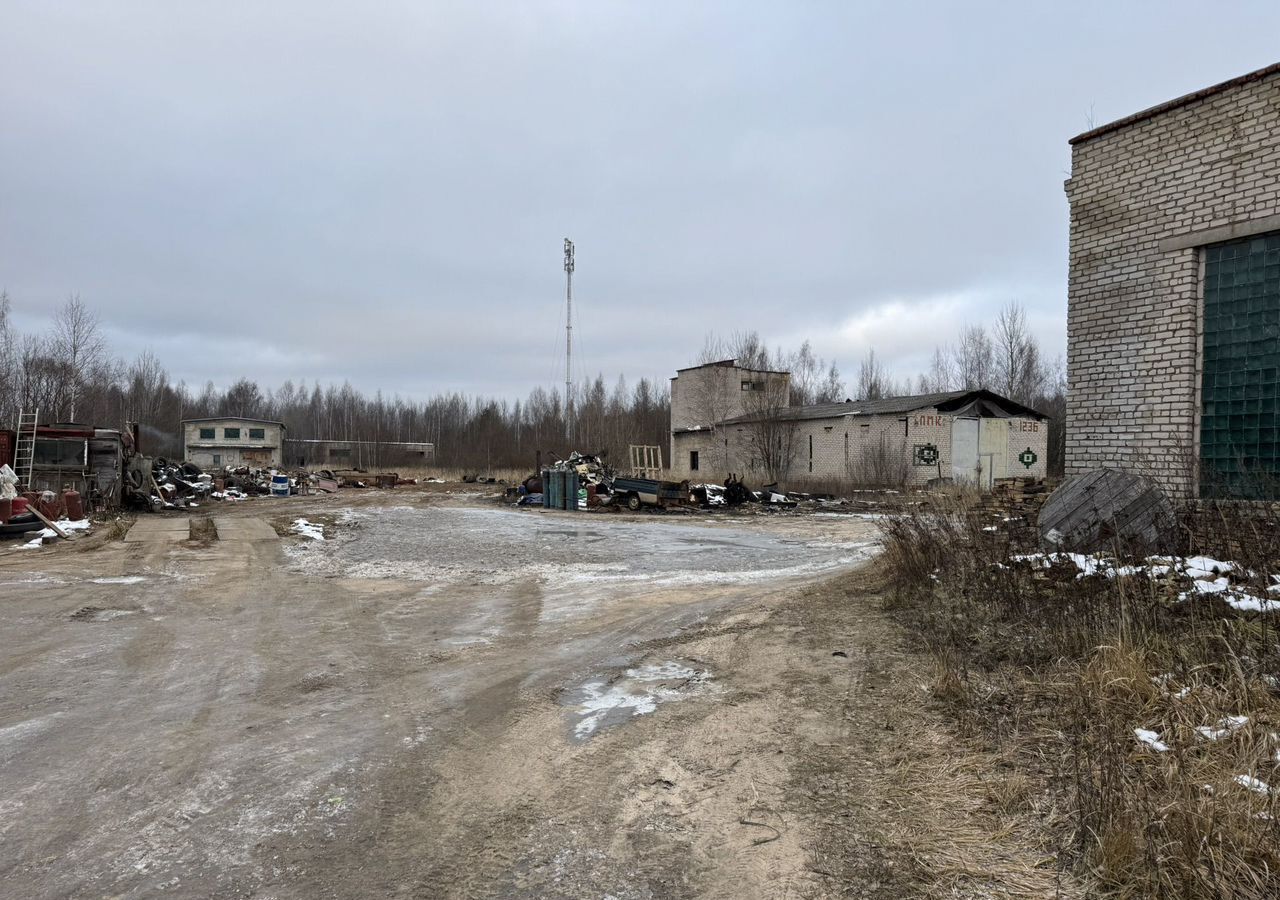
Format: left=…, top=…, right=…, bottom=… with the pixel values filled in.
left=63, top=489, right=84, bottom=521
left=542, top=469, right=557, bottom=509
left=564, top=471, right=580, bottom=510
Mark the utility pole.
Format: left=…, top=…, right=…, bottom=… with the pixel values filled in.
left=564, top=237, right=575, bottom=443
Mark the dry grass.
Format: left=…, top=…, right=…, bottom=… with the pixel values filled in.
left=101, top=515, right=133, bottom=542
left=879, top=495, right=1280, bottom=898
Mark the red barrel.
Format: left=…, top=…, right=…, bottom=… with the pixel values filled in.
left=12, top=497, right=29, bottom=516
left=63, top=489, right=84, bottom=521
left=37, top=491, right=59, bottom=521
left=0, top=498, right=11, bottom=524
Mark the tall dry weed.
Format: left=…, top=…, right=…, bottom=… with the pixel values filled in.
left=879, top=494, right=1280, bottom=897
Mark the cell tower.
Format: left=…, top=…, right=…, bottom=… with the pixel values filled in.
left=564, top=237, right=575, bottom=442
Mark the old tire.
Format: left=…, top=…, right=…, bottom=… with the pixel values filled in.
left=626, top=494, right=642, bottom=511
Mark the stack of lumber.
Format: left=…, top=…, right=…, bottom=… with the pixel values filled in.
left=979, top=476, right=1053, bottom=520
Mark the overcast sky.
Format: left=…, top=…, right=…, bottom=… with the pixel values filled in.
left=3, top=2, right=1279, bottom=400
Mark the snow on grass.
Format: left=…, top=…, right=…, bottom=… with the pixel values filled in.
left=290, top=519, right=325, bottom=541
left=1235, top=774, right=1271, bottom=795
left=1135, top=728, right=1171, bottom=752
left=1008, top=551, right=1280, bottom=612
left=1197, top=715, right=1249, bottom=741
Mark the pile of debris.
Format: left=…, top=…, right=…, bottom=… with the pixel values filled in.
left=690, top=475, right=801, bottom=509
left=151, top=458, right=214, bottom=508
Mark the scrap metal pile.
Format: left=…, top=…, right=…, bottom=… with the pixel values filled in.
left=514, top=454, right=820, bottom=513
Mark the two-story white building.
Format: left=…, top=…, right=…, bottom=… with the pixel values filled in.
left=181, top=417, right=286, bottom=470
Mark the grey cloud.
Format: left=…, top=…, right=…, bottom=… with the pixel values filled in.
left=3, top=1, right=1279, bottom=398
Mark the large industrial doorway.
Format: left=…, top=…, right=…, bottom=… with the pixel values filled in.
left=951, top=417, right=1008, bottom=487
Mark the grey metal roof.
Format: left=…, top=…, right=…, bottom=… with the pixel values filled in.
left=719, top=390, right=1047, bottom=425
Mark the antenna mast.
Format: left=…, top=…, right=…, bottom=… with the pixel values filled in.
left=564, top=237, right=575, bottom=442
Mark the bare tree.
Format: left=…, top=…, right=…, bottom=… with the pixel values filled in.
left=0, top=291, right=15, bottom=427
left=993, top=302, right=1046, bottom=405
left=741, top=375, right=798, bottom=483
left=917, top=345, right=955, bottom=394
left=815, top=361, right=845, bottom=403
left=856, top=349, right=893, bottom=400
left=52, top=294, right=106, bottom=421
left=954, top=324, right=994, bottom=391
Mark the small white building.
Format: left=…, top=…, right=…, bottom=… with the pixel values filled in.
left=669, top=365, right=1047, bottom=488
left=182, top=417, right=286, bottom=470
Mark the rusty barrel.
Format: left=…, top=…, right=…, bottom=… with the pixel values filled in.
left=63, top=489, right=84, bottom=521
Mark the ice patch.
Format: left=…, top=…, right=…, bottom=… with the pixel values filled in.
left=570, top=661, right=713, bottom=739
left=90, top=576, right=147, bottom=585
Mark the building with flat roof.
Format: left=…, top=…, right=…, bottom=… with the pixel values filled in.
left=182, top=417, right=286, bottom=470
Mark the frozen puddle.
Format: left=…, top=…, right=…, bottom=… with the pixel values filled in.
left=287, top=506, right=879, bottom=592
left=566, top=660, right=715, bottom=740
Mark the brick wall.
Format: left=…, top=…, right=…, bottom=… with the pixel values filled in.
left=1066, top=69, right=1280, bottom=493
left=669, top=363, right=790, bottom=474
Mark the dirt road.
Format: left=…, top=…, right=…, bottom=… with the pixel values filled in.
left=0, top=492, right=1067, bottom=898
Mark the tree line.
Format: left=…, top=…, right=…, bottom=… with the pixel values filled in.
left=1, top=292, right=1064, bottom=476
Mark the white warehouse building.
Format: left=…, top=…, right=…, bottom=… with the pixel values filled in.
left=669, top=361, right=1047, bottom=487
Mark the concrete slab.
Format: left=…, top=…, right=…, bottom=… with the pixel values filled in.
left=212, top=518, right=279, bottom=542
left=124, top=519, right=192, bottom=542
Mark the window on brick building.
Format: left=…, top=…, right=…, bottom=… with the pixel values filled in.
left=689, top=451, right=699, bottom=471
left=224, top=428, right=240, bottom=440
left=249, top=427, right=265, bottom=440
left=1200, top=232, right=1280, bottom=499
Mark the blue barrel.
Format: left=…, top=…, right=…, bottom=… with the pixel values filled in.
left=270, top=474, right=290, bottom=496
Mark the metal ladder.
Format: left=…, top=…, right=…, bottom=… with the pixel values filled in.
left=13, top=409, right=38, bottom=489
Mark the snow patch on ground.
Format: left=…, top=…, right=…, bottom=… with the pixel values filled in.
left=291, top=519, right=325, bottom=541
left=1197, top=715, right=1249, bottom=741
left=570, top=661, right=714, bottom=739
left=1009, top=551, right=1280, bottom=612
left=1135, top=728, right=1170, bottom=752
left=89, top=576, right=147, bottom=585
left=15, top=519, right=91, bottom=550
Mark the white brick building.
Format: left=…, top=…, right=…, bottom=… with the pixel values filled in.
left=670, top=359, right=1047, bottom=487
left=182, top=417, right=286, bottom=470
left=1066, top=63, right=1280, bottom=498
